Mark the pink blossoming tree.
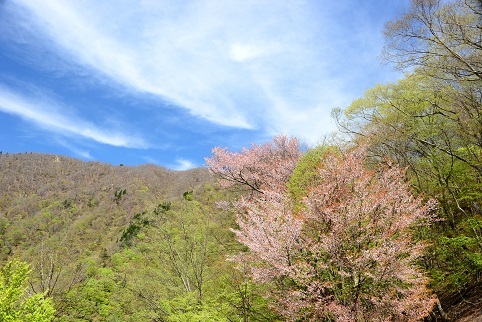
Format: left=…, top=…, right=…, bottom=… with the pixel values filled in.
left=207, top=136, right=437, bottom=321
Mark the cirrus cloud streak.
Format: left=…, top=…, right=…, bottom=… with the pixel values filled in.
left=0, top=85, right=147, bottom=148
left=8, top=0, right=402, bottom=145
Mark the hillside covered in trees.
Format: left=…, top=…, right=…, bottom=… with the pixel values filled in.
left=0, top=153, right=279, bottom=321
left=1, top=0, right=481, bottom=321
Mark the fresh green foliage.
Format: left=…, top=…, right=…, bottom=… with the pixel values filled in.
left=0, top=260, right=55, bottom=322
left=287, top=145, right=339, bottom=212
left=159, top=292, right=228, bottom=322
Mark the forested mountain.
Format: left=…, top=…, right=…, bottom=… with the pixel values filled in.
left=0, top=153, right=276, bottom=321
left=0, top=152, right=213, bottom=264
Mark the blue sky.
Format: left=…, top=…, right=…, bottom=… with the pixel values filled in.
left=0, top=0, right=406, bottom=170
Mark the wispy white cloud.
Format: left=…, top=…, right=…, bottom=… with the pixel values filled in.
left=171, top=158, right=196, bottom=171
left=142, top=156, right=195, bottom=170
left=142, top=156, right=160, bottom=165
left=9, top=0, right=401, bottom=145
left=72, top=148, right=93, bottom=160
left=55, top=138, right=93, bottom=160
left=0, top=85, right=147, bottom=148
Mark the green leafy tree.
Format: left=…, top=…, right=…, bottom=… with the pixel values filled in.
left=0, top=260, right=55, bottom=322
left=58, top=265, right=124, bottom=322
left=287, top=145, right=339, bottom=212
left=159, top=292, right=228, bottom=322
left=337, top=71, right=482, bottom=295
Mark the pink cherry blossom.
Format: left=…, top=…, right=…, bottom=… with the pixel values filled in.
left=207, top=139, right=437, bottom=321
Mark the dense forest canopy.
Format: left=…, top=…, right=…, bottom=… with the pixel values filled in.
left=1, top=0, right=481, bottom=321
